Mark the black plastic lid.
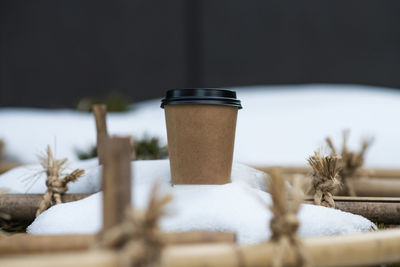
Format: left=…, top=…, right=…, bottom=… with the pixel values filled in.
left=161, top=88, right=242, bottom=109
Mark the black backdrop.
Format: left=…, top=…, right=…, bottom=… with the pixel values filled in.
left=1, top=0, right=400, bottom=107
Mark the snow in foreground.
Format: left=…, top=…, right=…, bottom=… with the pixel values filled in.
left=1, top=84, right=400, bottom=167
left=27, top=159, right=375, bottom=244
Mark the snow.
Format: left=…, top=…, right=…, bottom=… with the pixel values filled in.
left=0, top=158, right=101, bottom=194
left=0, top=159, right=267, bottom=194
left=1, top=84, right=400, bottom=167
left=27, top=163, right=375, bottom=244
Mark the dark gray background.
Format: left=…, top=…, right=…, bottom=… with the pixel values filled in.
left=1, top=0, right=399, bottom=107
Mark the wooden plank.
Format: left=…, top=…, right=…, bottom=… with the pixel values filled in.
left=1, top=229, right=400, bottom=266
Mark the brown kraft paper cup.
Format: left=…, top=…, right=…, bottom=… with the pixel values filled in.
left=162, top=89, right=241, bottom=185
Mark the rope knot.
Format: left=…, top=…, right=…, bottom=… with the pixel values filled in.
left=308, top=151, right=341, bottom=208
left=267, top=168, right=310, bottom=267
left=35, top=146, right=84, bottom=217
left=46, top=176, right=69, bottom=194
left=95, top=182, right=172, bottom=267
left=270, top=214, right=299, bottom=239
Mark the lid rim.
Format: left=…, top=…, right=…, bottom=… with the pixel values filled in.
left=161, top=88, right=242, bottom=109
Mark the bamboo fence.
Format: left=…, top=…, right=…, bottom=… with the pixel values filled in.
left=1, top=107, right=400, bottom=266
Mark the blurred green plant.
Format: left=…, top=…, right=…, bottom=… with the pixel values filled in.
left=133, top=137, right=168, bottom=160
left=76, top=136, right=168, bottom=161
left=76, top=92, right=131, bottom=112
left=76, top=146, right=98, bottom=160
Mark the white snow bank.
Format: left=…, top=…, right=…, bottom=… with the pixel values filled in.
left=234, top=84, right=400, bottom=167
left=0, top=159, right=267, bottom=194
left=0, top=99, right=165, bottom=163
left=1, top=84, right=399, bottom=167
left=28, top=183, right=375, bottom=244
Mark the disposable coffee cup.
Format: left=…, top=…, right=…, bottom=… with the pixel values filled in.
left=161, top=88, right=242, bottom=185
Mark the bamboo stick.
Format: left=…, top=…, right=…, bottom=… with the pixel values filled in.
left=348, top=178, right=400, bottom=197
left=1, top=195, right=399, bottom=224
left=0, top=231, right=236, bottom=255
left=164, top=229, right=400, bottom=267
left=255, top=165, right=400, bottom=179
left=1, top=229, right=400, bottom=266
left=93, top=104, right=108, bottom=165
left=0, top=162, right=20, bottom=174
left=303, top=196, right=400, bottom=224
left=102, top=137, right=132, bottom=231
left=0, top=194, right=90, bottom=221
left=263, top=165, right=400, bottom=197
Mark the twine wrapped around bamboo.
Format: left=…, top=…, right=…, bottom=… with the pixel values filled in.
left=36, top=146, right=85, bottom=217
left=326, top=130, right=373, bottom=196
left=95, top=182, right=172, bottom=267
left=307, top=151, right=341, bottom=208
left=268, top=168, right=309, bottom=267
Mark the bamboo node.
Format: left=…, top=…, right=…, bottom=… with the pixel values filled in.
left=36, top=146, right=85, bottom=217
left=268, top=168, right=310, bottom=267
left=307, top=151, right=341, bottom=208
left=95, top=182, right=172, bottom=267
left=326, top=130, right=374, bottom=196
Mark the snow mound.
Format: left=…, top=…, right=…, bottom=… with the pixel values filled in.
left=0, top=159, right=267, bottom=193
left=27, top=161, right=375, bottom=244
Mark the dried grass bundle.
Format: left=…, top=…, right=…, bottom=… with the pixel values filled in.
left=326, top=130, right=373, bottom=196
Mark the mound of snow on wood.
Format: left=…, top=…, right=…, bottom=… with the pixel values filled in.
left=27, top=159, right=375, bottom=244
